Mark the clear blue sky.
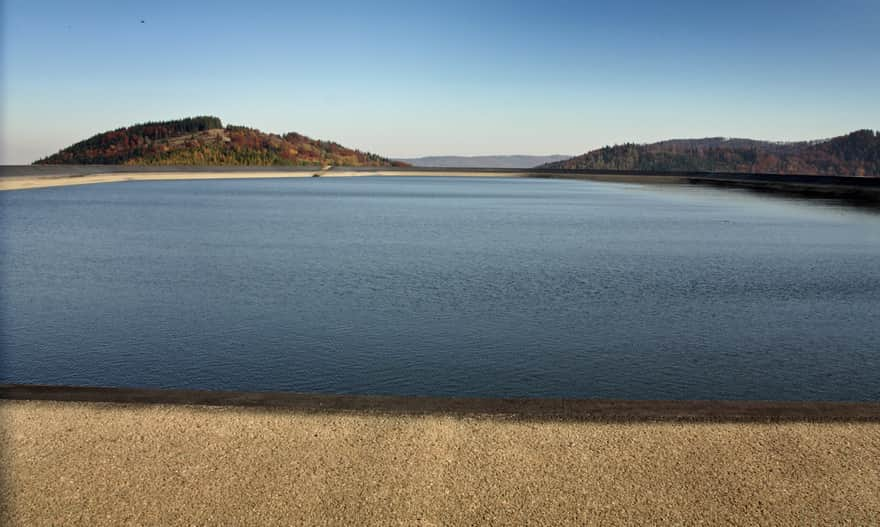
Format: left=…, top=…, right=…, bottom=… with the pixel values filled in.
left=2, top=0, right=878, bottom=163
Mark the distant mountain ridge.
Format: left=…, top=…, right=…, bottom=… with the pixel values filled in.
left=397, top=155, right=572, bottom=169
left=35, top=116, right=407, bottom=167
left=540, top=130, right=880, bottom=177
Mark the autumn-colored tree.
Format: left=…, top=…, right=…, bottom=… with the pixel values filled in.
left=35, top=117, right=406, bottom=167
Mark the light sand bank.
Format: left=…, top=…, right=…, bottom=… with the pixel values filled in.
left=0, top=169, right=530, bottom=191
left=2, top=399, right=878, bottom=526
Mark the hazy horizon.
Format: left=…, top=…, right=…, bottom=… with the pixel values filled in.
left=2, top=0, right=879, bottom=164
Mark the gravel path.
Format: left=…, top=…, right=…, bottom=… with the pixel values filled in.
left=2, top=400, right=878, bottom=525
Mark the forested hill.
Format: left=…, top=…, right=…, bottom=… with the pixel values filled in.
left=540, top=130, right=880, bottom=177
left=35, top=116, right=407, bottom=167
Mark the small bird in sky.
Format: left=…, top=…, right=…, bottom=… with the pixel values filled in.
left=140, top=19, right=145, bottom=24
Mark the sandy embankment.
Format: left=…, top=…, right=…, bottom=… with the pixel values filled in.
left=0, top=169, right=530, bottom=191
left=2, top=400, right=878, bottom=526
left=0, top=171, right=324, bottom=191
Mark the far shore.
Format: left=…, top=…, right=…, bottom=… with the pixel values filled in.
left=0, top=169, right=538, bottom=191
left=2, top=165, right=878, bottom=202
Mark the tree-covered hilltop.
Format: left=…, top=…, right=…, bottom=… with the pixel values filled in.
left=34, top=117, right=408, bottom=167
left=540, top=130, right=880, bottom=177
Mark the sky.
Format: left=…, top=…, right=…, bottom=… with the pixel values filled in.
left=1, top=0, right=879, bottom=164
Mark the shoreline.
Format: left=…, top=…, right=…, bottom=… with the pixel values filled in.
left=3, top=384, right=879, bottom=422
left=0, top=168, right=532, bottom=191
left=2, top=166, right=879, bottom=203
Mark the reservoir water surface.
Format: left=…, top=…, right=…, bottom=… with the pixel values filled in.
left=2, top=176, right=879, bottom=400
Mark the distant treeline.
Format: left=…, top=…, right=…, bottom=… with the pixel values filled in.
left=35, top=116, right=406, bottom=167
left=541, top=130, right=880, bottom=177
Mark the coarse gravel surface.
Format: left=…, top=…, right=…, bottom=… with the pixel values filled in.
left=2, top=400, right=879, bottom=526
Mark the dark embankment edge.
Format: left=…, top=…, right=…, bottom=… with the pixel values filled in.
left=2, top=384, right=879, bottom=422
left=526, top=169, right=880, bottom=203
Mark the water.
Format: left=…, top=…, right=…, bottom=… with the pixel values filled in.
left=2, top=176, right=879, bottom=401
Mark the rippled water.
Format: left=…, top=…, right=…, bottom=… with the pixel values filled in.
left=2, top=176, right=879, bottom=400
